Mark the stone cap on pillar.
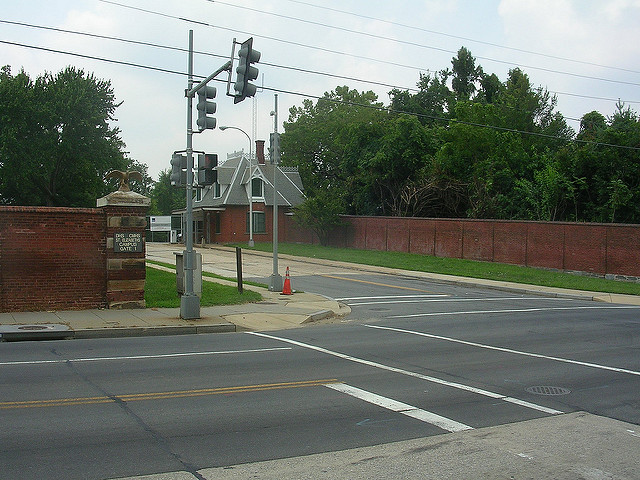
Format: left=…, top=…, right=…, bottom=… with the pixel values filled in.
left=97, top=190, right=151, bottom=208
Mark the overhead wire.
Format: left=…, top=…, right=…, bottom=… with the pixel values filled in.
left=282, top=0, right=640, bottom=75
left=5, top=17, right=638, bottom=123
left=99, top=0, right=640, bottom=89
left=0, top=19, right=419, bottom=94
left=2, top=38, right=639, bottom=152
left=204, top=0, right=640, bottom=87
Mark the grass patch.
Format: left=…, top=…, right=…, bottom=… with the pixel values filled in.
left=146, top=260, right=268, bottom=289
left=227, top=242, right=640, bottom=296
left=145, top=266, right=262, bottom=308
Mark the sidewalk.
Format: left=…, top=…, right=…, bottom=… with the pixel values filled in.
left=0, top=276, right=349, bottom=341
left=2, top=243, right=639, bottom=341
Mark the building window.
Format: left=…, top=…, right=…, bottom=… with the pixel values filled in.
left=196, top=188, right=202, bottom=202
left=213, top=182, right=221, bottom=198
left=246, top=211, right=266, bottom=234
left=251, top=178, right=263, bottom=198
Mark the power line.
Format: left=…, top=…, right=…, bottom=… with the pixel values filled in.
left=2, top=40, right=638, bottom=152
left=7, top=16, right=640, bottom=109
left=0, top=19, right=419, bottom=94
left=8, top=17, right=639, bottom=120
left=283, top=0, right=640, bottom=76
left=100, top=0, right=640, bottom=89
left=262, top=83, right=640, bottom=151
left=97, top=0, right=429, bottom=73
left=205, top=0, right=640, bottom=88
left=0, top=39, right=188, bottom=77
left=3, top=18, right=638, bottom=114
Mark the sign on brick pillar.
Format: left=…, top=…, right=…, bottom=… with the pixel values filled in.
left=97, top=189, right=150, bottom=309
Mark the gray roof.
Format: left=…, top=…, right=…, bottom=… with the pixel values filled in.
left=194, top=153, right=304, bottom=208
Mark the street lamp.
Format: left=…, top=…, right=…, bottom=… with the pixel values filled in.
left=220, top=125, right=254, bottom=247
left=268, top=94, right=283, bottom=292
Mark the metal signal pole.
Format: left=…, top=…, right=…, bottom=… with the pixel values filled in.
left=181, top=29, right=200, bottom=319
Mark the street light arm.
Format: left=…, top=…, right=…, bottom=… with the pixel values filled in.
left=220, top=124, right=255, bottom=246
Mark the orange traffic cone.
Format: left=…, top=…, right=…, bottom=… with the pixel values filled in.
left=282, top=267, right=292, bottom=295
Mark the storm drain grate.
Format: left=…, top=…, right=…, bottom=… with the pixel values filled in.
left=526, top=385, right=571, bottom=396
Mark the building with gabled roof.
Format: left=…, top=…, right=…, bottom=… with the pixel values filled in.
left=178, top=140, right=305, bottom=244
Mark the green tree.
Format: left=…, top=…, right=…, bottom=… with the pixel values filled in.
left=293, top=190, right=346, bottom=246
left=573, top=103, right=640, bottom=222
left=450, top=47, right=483, bottom=101
left=282, top=85, right=385, bottom=215
left=149, top=169, right=185, bottom=215
left=0, top=66, right=128, bottom=206
left=362, top=114, right=435, bottom=216
left=389, top=71, right=454, bottom=125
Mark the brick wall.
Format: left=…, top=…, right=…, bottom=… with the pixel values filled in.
left=280, top=215, right=640, bottom=278
left=0, top=206, right=106, bottom=312
left=1, top=191, right=149, bottom=313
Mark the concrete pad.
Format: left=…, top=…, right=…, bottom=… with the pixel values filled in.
left=0, top=323, right=72, bottom=341
left=224, top=313, right=310, bottom=331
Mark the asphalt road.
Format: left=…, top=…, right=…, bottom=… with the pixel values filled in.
left=1, top=251, right=639, bottom=480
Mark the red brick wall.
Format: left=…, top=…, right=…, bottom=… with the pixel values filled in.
left=0, top=207, right=106, bottom=312
left=280, top=215, right=640, bottom=278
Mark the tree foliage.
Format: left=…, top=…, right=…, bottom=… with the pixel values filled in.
left=0, top=66, right=130, bottom=207
left=281, top=47, right=640, bottom=227
left=149, top=168, right=185, bottom=215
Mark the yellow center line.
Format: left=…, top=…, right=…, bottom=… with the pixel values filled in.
left=320, top=274, right=440, bottom=294
left=0, top=379, right=339, bottom=410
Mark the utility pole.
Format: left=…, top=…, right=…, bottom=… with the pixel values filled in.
left=269, top=94, right=283, bottom=292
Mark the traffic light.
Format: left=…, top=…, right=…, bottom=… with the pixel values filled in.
left=234, top=37, right=260, bottom=104
left=197, top=153, right=218, bottom=186
left=196, top=85, right=217, bottom=132
left=170, top=153, right=187, bottom=186
left=269, top=132, right=281, bottom=164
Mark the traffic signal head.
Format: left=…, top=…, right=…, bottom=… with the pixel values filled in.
left=197, top=153, right=218, bottom=186
left=196, top=85, right=217, bottom=132
left=234, top=37, right=261, bottom=104
left=269, top=132, right=281, bottom=164
left=170, top=153, right=187, bottom=187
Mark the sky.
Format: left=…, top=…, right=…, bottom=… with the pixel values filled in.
left=2, top=0, right=640, bottom=181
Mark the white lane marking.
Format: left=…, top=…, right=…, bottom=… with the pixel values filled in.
left=248, top=332, right=562, bottom=415
left=364, top=324, right=640, bottom=377
left=387, top=305, right=640, bottom=319
left=335, top=294, right=448, bottom=301
left=0, top=347, right=292, bottom=366
left=325, top=382, right=473, bottom=433
left=346, top=297, right=570, bottom=306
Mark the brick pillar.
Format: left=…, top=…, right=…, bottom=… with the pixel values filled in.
left=97, top=190, right=150, bottom=309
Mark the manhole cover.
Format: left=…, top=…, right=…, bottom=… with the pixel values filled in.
left=18, top=325, right=50, bottom=331
left=526, top=386, right=571, bottom=396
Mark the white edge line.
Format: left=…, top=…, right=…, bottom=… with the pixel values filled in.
left=325, top=382, right=473, bottom=433
left=248, top=331, right=563, bottom=415
left=347, top=297, right=572, bottom=306
left=364, top=324, right=640, bottom=377
left=0, top=347, right=292, bottom=366
left=335, top=295, right=449, bottom=301
left=387, top=305, right=639, bottom=319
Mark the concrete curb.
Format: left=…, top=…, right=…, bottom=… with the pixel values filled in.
left=0, top=322, right=237, bottom=341
left=72, top=323, right=236, bottom=339
left=214, top=246, right=639, bottom=305
left=303, top=309, right=334, bottom=324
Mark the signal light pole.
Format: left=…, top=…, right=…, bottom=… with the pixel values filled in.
left=180, top=29, right=200, bottom=319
